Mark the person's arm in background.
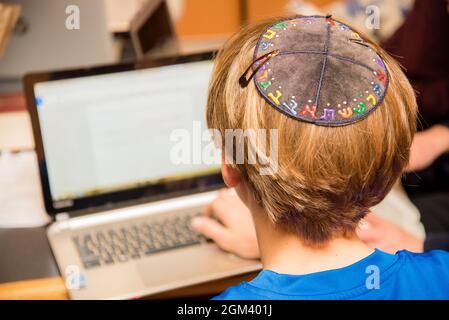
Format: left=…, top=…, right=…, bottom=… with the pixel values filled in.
left=407, top=123, right=449, bottom=172
left=357, top=212, right=449, bottom=253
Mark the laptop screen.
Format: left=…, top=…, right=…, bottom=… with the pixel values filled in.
left=33, top=60, right=221, bottom=209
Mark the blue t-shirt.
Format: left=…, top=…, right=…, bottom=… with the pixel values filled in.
left=213, top=249, right=449, bottom=300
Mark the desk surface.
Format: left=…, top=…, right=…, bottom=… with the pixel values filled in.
left=0, top=227, right=59, bottom=283
left=0, top=273, right=257, bottom=300
left=0, top=226, right=257, bottom=299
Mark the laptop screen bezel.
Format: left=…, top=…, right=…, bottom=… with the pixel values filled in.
left=23, top=52, right=224, bottom=216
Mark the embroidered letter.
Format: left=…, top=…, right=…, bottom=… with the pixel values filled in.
left=260, top=80, right=272, bottom=91
left=366, top=94, right=377, bottom=105
left=353, top=102, right=367, bottom=114
left=351, top=32, right=361, bottom=39
left=260, top=42, right=269, bottom=51
left=260, top=42, right=274, bottom=51
left=320, top=108, right=336, bottom=121
left=258, top=70, right=269, bottom=81
left=374, top=57, right=384, bottom=68
left=263, top=30, right=276, bottom=40
left=377, top=69, right=387, bottom=86
left=273, top=22, right=288, bottom=29
left=282, top=100, right=298, bottom=115
left=338, top=107, right=353, bottom=119
left=300, top=105, right=317, bottom=118
left=373, top=84, right=382, bottom=96
left=268, top=90, right=282, bottom=105
left=339, top=23, right=349, bottom=31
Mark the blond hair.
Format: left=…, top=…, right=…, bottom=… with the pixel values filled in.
left=207, top=17, right=417, bottom=246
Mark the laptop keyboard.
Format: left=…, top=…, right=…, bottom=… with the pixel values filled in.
left=72, top=212, right=206, bottom=269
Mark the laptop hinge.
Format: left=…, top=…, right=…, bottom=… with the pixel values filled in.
left=52, top=212, right=72, bottom=232
left=55, top=212, right=70, bottom=222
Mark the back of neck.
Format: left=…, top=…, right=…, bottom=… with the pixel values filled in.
left=253, top=210, right=374, bottom=275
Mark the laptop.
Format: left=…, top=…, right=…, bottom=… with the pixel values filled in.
left=23, top=52, right=261, bottom=300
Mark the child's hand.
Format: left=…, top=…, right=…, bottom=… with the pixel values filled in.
left=191, top=189, right=260, bottom=259
left=357, top=213, right=424, bottom=254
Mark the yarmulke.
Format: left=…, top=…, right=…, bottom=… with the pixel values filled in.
left=242, top=15, right=389, bottom=126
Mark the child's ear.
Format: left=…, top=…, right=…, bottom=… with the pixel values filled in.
left=221, top=153, right=242, bottom=188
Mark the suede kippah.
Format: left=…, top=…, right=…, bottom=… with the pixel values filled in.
left=245, top=15, right=390, bottom=126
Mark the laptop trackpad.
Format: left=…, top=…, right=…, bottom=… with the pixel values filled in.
left=136, top=244, right=256, bottom=290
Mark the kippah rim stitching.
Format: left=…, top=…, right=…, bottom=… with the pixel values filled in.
left=314, top=22, right=331, bottom=109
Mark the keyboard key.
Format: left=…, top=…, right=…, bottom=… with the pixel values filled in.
left=72, top=213, right=203, bottom=269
